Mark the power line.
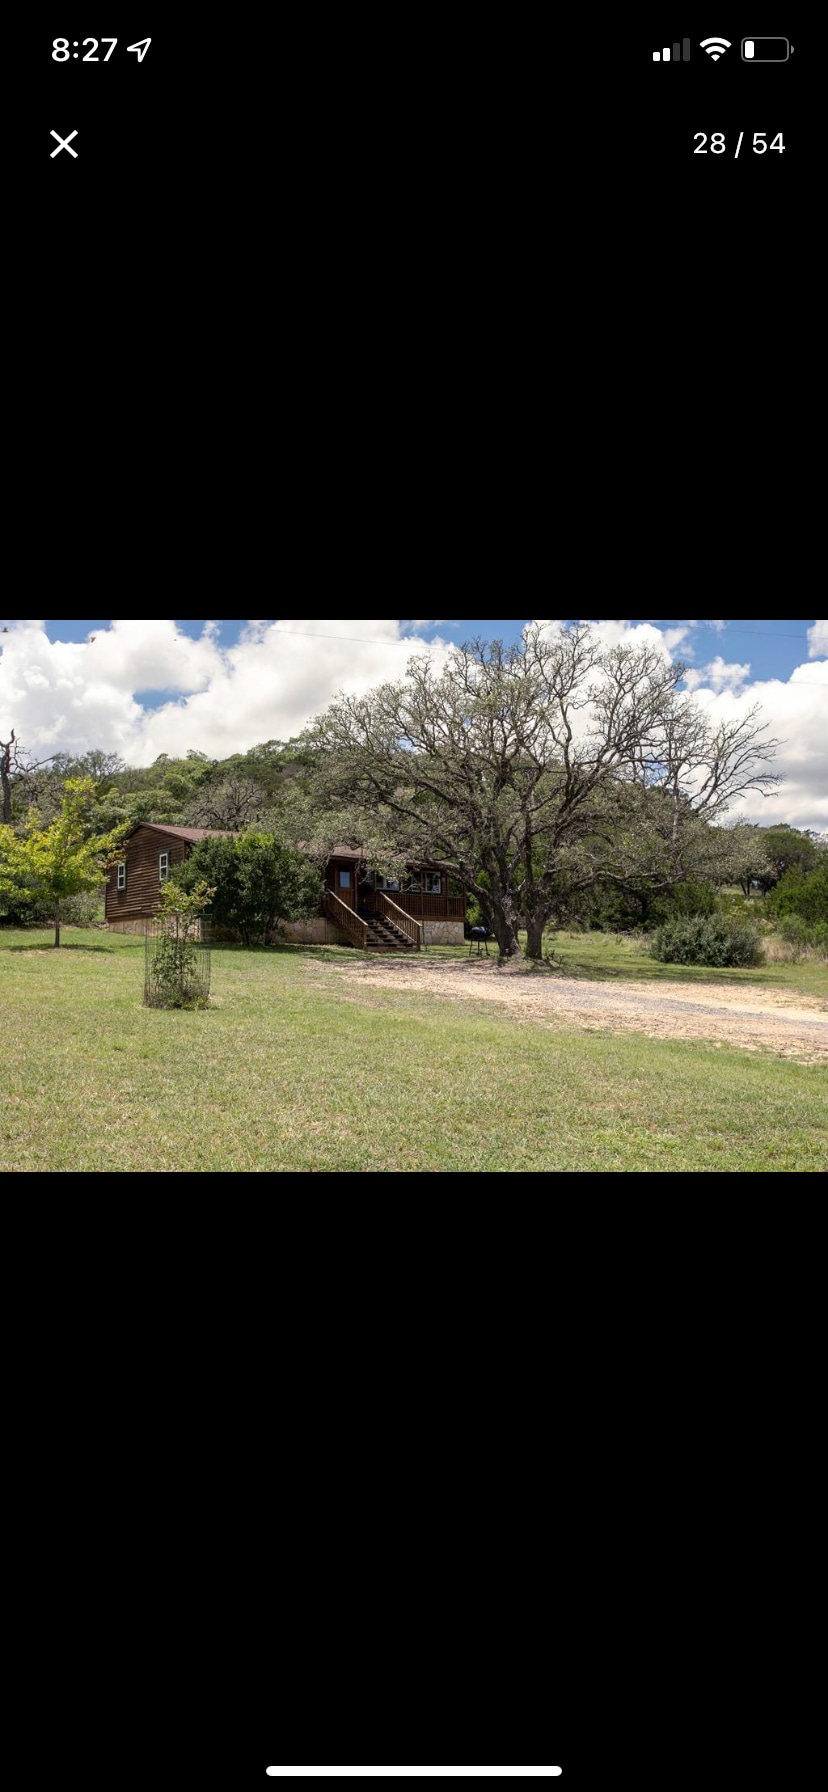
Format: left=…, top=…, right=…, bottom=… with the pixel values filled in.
left=264, top=623, right=828, bottom=682
left=4, top=620, right=822, bottom=652
left=269, top=623, right=819, bottom=647
left=692, top=626, right=812, bottom=642
left=270, top=627, right=441, bottom=648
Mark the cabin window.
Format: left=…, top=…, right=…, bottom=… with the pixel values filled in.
left=117, top=863, right=127, bottom=892
left=159, top=852, right=170, bottom=885
left=338, top=870, right=352, bottom=889
left=408, top=875, right=422, bottom=893
left=376, top=874, right=400, bottom=891
left=424, top=873, right=442, bottom=895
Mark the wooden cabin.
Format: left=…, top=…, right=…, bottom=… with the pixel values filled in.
left=106, top=826, right=466, bottom=949
left=105, top=823, right=231, bottom=932
left=316, top=849, right=466, bottom=950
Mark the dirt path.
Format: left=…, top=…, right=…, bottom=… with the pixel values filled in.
left=325, top=958, right=828, bottom=1062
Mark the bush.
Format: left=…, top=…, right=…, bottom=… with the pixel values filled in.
left=777, top=915, right=828, bottom=961
left=0, top=887, right=103, bottom=927
left=765, top=862, right=828, bottom=925
left=650, top=916, right=764, bottom=968
left=653, top=881, right=719, bottom=923
left=175, top=833, right=321, bottom=947
left=716, top=890, right=764, bottom=922
left=561, top=879, right=721, bottom=933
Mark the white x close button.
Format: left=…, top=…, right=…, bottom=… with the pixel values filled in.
left=50, top=130, right=78, bottom=158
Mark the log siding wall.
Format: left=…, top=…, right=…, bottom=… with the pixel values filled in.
left=105, top=826, right=192, bottom=925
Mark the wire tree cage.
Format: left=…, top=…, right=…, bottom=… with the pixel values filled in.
left=144, top=909, right=212, bottom=1010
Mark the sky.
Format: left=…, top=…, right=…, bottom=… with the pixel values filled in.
left=1, top=618, right=825, bottom=831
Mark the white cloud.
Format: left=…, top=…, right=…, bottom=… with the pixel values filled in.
left=683, top=656, right=752, bottom=694
left=531, top=621, right=827, bottom=832
left=690, top=660, right=828, bottom=832
left=1, top=619, right=825, bottom=832
left=0, top=620, right=451, bottom=766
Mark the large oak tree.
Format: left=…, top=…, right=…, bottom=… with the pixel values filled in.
left=297, top=625, right=781, bottom=957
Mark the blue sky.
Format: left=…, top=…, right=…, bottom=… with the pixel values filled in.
left=39, top=618, right=818, bottom=686
left=2, top=619, right=826, bottom=828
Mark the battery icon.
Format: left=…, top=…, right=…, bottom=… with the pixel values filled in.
left=742, top=38, right=792, bottom=61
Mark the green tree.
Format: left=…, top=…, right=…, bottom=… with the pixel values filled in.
left=296, top=626, right=781, bottom=958
left=175, top=833, right=320, bottom=946
left=0, top=778, right=129, bottom=947
left=766, top=860, right=828, bottom=924
left=145, top=880, right=215, bottom=1009
left=753, top=824, right=820, bottom=893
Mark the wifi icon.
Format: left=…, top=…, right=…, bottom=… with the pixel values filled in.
left=700, top=37, right=731, bottom=60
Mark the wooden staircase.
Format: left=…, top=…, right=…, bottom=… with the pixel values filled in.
left=364, top=914, right=418, bottom=951
left=324, top=890, right=422, bottom=952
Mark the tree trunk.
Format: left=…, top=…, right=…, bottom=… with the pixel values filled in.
left=489, top=907, right=521, bottom=957
left=1, top=743, right=11, bottom=825
left=525, top=917, right=546, bottom=960
left=54, top=904, right=61, bottom=949
left=472, top=878, right=521, bottom=958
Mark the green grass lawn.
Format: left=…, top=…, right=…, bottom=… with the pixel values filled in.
left=1, top=927, right=825, bottom=1172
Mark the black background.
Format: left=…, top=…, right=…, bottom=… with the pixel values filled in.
left=26, top=12, right=811, bottom=314
left=39, top=18, right=167, bottom=189
left=643, top=13, right=803, bottom=209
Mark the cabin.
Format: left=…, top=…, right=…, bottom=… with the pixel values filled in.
left=106, top=825, right=466, bottom=948
left=105, top=824, right=231, bottom=932
left=315, top=849, right=466, bottom=949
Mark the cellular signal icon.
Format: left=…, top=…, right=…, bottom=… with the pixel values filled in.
left=700, top=37, right=731, bottom=59
left=653, top=39, right=691, bottom=60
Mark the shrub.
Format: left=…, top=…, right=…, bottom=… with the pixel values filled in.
left=716, top=891, right=764, bottom=921
left=0, top=887, right=103, bottom=927
left=777, top=915, right=828, bottom=961
left=650, top=916, right=764, bottom=968
left=655, top=881, right=719, bottom=922
left=175, top=833, right=320, bottom=947
left=563, top=879, right=720, bottom=933
left=765, top=862, right=828, bottom=925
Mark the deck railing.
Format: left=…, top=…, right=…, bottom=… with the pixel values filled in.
left=377, top=890, right=465, bottom=919
left=324, top=892, right=368, bottom=949
left=374, top=890, right=422, bottom=950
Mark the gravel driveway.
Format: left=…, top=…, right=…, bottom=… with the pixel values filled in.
left=328, top=957, right=828, bottom=1062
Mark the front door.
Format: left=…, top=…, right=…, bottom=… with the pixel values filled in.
left=357, top=875, right=376, bottom=914
left=333, top=864, right=355, bottom=910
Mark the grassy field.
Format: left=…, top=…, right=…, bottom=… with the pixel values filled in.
left=1, top=927, right=825, bottom=1173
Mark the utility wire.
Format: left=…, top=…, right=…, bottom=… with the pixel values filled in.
left=4, top=620, right=821, bottom=650
left=268, top=623, right=818, bottom=646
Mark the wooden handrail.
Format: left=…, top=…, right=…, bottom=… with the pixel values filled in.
left=324, top=891, right=368, bottom=949
left=374, top=890, right=422, bottom=949
left=374, top=890, right=465, bottom=919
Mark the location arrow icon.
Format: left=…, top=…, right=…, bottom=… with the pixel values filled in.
left=126, top=37, right=151, bottom=62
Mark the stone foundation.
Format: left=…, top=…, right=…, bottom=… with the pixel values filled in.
left=423, top=921, right=465, bottom=947
left=281, top=918, right=349, bottom=945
